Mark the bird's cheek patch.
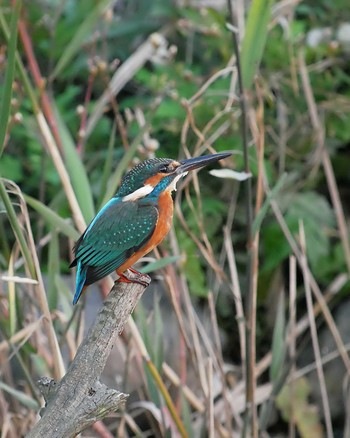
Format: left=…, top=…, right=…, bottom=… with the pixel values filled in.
left=122, top=184, right=154, bottom=202
left=144, top=174, right=164, bottom=186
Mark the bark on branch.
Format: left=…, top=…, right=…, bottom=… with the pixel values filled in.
left=27, top=276, right=150, bottom=438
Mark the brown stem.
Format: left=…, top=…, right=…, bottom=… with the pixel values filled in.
left=16, top=13, right=62, bottom=153
left=27, top=276, right=150, bottom=438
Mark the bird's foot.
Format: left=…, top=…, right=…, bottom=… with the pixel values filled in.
left=117, top=268, right=151, bottom=287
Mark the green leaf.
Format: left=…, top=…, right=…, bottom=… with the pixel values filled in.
left=0, top=381, right=39, bottom=410
left=54, top=106, right=95, bottom=222
left=241, top=0, right=274, bottom=89
left=262, top=192, right=335, bottom=272
left=0, top=0, right=21, bottom=157
left=286, top=192, right=334, bottom=228
left=139, top=255, right=182, bottom=274
left=286, top=192, right=335, bottom=269
left=0, top=180, right=36, bottom=278
left=48, top=230, right=59, bottom=310
left=180, top=391, right=194, bottom=437
left=0, top=155, right=23, bottom=182
left=24, top=195, right=80, bottom=240
left=270, top=291, right=286, bottom=382
left=51, top=0, right=115, bottom=79
left=175, top=226, right=207, bottom=294
left=253, top=173, right=288, bottom=235
left=276, top=378, right=324, bottom=438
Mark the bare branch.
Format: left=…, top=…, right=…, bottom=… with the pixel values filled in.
left=27, top=276, right=150, bottom=438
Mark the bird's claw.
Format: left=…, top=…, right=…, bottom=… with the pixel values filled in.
left=116, top=269, right=151, bottom=287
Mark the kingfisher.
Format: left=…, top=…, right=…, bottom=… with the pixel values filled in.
left=70, top=152, right=231, bottom=304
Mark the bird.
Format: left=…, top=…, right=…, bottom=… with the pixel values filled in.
left=70, top=152, right=231, bottom=304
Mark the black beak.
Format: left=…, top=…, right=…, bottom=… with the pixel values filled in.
left=176, top=152, right=232, bottom=174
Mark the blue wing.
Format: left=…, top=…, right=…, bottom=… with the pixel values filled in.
left=71, top=197, right=158, bottom=303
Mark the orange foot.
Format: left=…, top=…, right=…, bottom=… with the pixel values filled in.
left=116, top=268, right=151, bottom=287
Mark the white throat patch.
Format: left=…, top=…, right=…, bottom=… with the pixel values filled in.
left=122, top=184, right=154, bottom=202
left=167, top=172, right=188, bottom=192
left=122, top=171, right=188, bottom=202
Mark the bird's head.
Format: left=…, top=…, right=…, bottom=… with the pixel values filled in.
left=117, top=152, right=231, bottom=201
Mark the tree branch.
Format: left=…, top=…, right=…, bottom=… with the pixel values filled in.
left=27, top=275, right=150, bottom=438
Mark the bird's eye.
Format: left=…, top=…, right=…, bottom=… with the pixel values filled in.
left=159, top=165, right=169, bottom=173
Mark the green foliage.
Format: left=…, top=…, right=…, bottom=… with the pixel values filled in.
left=276, top=378, right=324, bottom=437
left=241, top=0, right=274, bottom=89
left=55, top=107, right=96, bottom=222
left=269, top=292, right=286, bottom=382
left=52, top=0, right=116, bottom=79
left=136, top=300, right=164, bottom=371
left=1, top=0, right=350, bottom=435
left=0, top=0, right=21, bottom=157
left=262, top=192, right=335, bottom=273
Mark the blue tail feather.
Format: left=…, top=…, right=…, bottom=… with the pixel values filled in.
left=73, top=261, right=87, bottom=305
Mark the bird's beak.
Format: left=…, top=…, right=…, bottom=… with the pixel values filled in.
left=176, top=152, right=232, bottom=174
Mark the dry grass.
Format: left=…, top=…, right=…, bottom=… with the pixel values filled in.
left=1, top=1, right=350, bottom=437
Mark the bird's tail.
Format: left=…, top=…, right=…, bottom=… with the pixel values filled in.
left=73, top=261, right=87, bottom=305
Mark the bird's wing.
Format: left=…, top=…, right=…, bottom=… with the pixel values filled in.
left=72, top=197, right=158, bottom=281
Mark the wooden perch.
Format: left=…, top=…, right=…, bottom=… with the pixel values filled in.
left=27, top=275, right=150, bottom=438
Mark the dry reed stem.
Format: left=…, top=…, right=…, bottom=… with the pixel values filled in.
left=127, top=316, right=188, bottom=438
left=223, top=227, right=246, bottom=372
left=215, top=382, right=273, bottom=421
left=293, top=341, right=350, bottom=381
left=267, top=188, right=350, bottom=374
left=344, top=378, right=350, bottom=437
left=85, top=32, right=170, bottom=138
left=5, top=181, right=65, bottom=380
left=242, top=81, right=265, bottom=437
left=206, top=359, right=214, bottom=438
left=187, top=66, right=237, bottom=105
left=288, top=256, right=297, bottom=438
left=215, top=272, right=348, bottom=419
left=185, top=291, right=209, bottom=397
left=0, top=318, right=43, bottom=356
left=175, top=200, right=225, bottom=278
left=208, top=292, right=235, bottom=435
left=226, top=5, right=255, bottom=435
left=36, top=112, right=86, bottom=233
left=162, top=362, right=205, bottom=413
left=17, top=16, right=62, bottom=152
left=298, top=51, right=350, bottom=274
left=299, top=221, right=334, bottom=438
left=164, top=229, right=231, bottom=434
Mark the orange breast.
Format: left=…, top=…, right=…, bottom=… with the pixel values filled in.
left=116, top=191, right=174, bottom=274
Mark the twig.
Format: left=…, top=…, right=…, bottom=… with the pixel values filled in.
left=226, top=3, right=256, bottom=436
left=299, top=222, right=334, bottom=438
left=288, top=256, right=297, bottom=438
left=76, top=69, right=96, bottom=154
left=16, top=11, right=63, bottom=152
left=298, top=51, right=350, bottom=274
left=224, top=227, right=246, bottom=373
left=267, top=188, right=350, bottom=374
left=27, top=277, right=150, bottom=438
left=85, top=32, right=170, bottom=139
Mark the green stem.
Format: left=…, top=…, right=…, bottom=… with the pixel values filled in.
left=0, top=179, right=36, bottom=278
left=0, top=10, right=40, bottom=113
left=0, top=0, right=22, bottom=156
left=146, top=359, right=188, bottom=438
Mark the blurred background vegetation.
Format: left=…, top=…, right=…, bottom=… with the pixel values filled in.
left=1, top=0, right=350, bottom=436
